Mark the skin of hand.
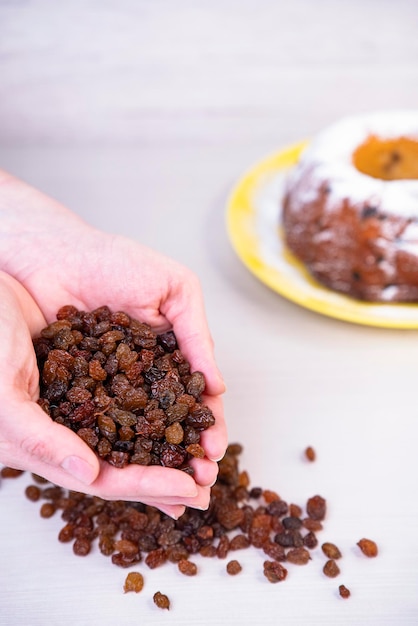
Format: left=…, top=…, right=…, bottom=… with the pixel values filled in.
left=0, top=170, right=227, bottom=518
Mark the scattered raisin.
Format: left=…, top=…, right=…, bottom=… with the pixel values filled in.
left=323, top=559, right=340, bottom=578
left=178, top=559, right=197, bottom=576
left=123, top=572, right=144, bottom=593
left=322, top=542, right=342, bottom=559
left=357, top=538, right=378, bottom=557
left=263, top=560, right=288, bottom=583
left=304, top=446, right=316, bottom=462
left=1, top=467, right=24, bottom=478
left=339, top=584, right=351, bottom=599
left=25, top=485, right=41, bottom=501
left=226, top=560, right=242, bottom=575
left=40, top=502, right=56, bottom=518
left=306, top=495, right=326, bottom=521
left=153, top=591, right=170, bottom=610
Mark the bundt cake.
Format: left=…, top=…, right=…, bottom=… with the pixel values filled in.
left=282, top=111, right=418, bottom=302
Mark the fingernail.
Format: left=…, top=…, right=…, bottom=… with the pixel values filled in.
left=209, top=454, right=225, bottom=463
left=194, top=504, right=209, bottom=511
left=61, top=456, right=96, bottom=485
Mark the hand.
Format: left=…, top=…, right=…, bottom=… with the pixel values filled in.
left=0, top=170, right=227, bottom=517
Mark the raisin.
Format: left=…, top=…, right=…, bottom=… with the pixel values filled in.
left=263, top=541, right=285, bottom=561
left=157, top=331, right=177, bottom=353
left=302, top=518, right=323, bottom=532
left=111, top=552, right=140, bottom=568
left=153, top=591, right=170, bottom=610
left=77, top=428, right=99, bottom=449
left=229, top=534, right=250, bottom=550
left=305, top=446, right=316, bottom=461
left=226, top=559, right=242, bottom=575
left=216, top=535, right=230, bottom=559
left=114, top=539, right=139, bottom=558
left=160, top=443, right=187, bottom=468
left=34, top=306, right=216, bottom=472
left=145, top=548, right=167, bottom=569
left=263, top=560, right=288, bottom=583
left=164, top=422, right=184, bottom=445
left=286, top=547, right=311, bottom=565
left=289, top=503, right=302, bottom=518
left=282, top=516, right=302, bottom=530
left=186, top=371, right=206, bottom=398
left=303, top=532, right=318, bottom=549
left=73, top=537, right=91, bottom=556
left=25, top=485, right=41, bottom=501
left=178, top=559, right=198, bottom=576
left=357, top=538, right=378, bottom=557
left=323, top=559, right=340, bottom=578
left=40, top=502, right=56, bottom=518
left=123, top=572, right=144, bottom=593
left=58, top=523, right=75, bottom=543
left=186, top=443, right=205, bottom=458
left=306, top=495, right=326, bottom=521
left=322, top=542, right=342, bottom=559
left=339, top=584, right=351, bottom=599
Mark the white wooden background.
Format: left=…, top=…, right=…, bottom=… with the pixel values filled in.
left=0, top=1, right=418, bottom=625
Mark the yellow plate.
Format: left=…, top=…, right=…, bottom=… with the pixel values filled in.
left=226, top=142, right=418, bottom=329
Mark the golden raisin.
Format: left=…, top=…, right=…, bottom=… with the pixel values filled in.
left=123, top=572, right=144, bottom=593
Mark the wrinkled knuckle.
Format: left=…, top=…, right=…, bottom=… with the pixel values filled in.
left=21, top=435, right=52, bottom=463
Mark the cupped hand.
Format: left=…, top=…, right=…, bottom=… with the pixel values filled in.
left=0, top=170, right=227, bottom=515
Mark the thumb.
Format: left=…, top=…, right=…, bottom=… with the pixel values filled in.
left=1, top=395, right=100, bottom=489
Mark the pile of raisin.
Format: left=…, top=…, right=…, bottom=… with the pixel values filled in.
left=33, top=306, right=215, bottom=471
left=1, top=443, right=379, bottom=605
left=18, top=444, right=328, bottom=579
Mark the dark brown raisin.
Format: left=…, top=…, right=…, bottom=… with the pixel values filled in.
left=339, top=584, right=351, bottom=599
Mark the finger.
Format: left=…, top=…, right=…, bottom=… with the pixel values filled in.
left=146, top=503, right=186, bottom=519
left=136, top=487, right=211, bottom=512
left=161, top=271, right=226, bottom=396
left=90, top=461, right=212, bottom=505
left=199, top=394, right=228, bottom=462
left=1, top=396, right=100, bottom=487
left=188, top=456, right=219, bottom=487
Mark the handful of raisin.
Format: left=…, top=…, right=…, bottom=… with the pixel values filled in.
left=33, top=305, right=215, bottom=472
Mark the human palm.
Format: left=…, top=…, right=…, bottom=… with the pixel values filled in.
left=0, top=170, right=227, bottom=517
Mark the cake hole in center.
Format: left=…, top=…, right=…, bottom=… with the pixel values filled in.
left=353, top=135, right=418, bottom=181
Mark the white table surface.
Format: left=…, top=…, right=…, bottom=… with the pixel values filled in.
left=1, top=1, right=418, bottom=625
